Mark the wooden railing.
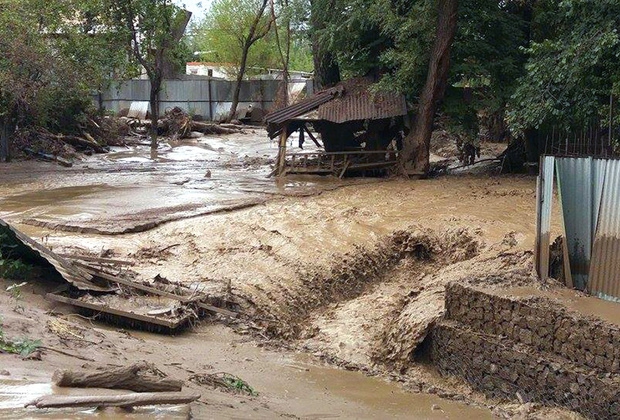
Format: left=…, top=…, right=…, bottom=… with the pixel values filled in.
left=285, top=150, right=400, bottom=178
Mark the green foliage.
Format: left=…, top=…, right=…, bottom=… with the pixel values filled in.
left=0, top=0, right=131, bottom=135
left=221, top=373, right=258, bottom=396
left=0, top=232, right=31, bottom=281
left=0, top=317, right=41, bottom=357
left=192, top=0, right=312, bottom=75
left=509, top=0, right=620, bottom=133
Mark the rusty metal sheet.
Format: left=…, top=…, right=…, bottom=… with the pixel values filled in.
left=264, top=86, right=343, bottom=126
left=555, top=157, right=607, bottom=290
left=318, top=91, right=407, bottom=124
left=0, top=218, right=112, bottom=292
left=535, top=156, right=555, bottom=280
left=588, top=159, right=620, bottom=302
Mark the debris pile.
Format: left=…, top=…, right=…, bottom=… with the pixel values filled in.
left=0, top=218, right=238, bottom=334
left=123, top=107, right=245, bottom=139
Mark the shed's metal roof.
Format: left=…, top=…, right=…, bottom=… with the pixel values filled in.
left=264, top=77, right=407, bottom=138
left=265, top=85, right=343, bottom=126
left=317, top=79, right=407, bottom=123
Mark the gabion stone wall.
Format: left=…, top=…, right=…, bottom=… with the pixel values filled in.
left=431, top=283, right=620, bottom=419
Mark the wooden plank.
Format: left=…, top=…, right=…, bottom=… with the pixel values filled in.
left=303, top=125, right=322, bottom=148
left=74, top=262, right=199, bottom=303
left=26, top=392, right=201, bottom=409
left=285, top=168, right=333, bottom=174
left=276, top=126, right=289, bottom=176
left=58, top=254, right=135, bottom=266
left=46, top=293, right=186, bottom=329
left=74, top=263, right=239, bottom=318
left=196, top=303, right=238, bottom=318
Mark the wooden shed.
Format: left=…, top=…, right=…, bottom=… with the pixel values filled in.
left=265, top=77, right=409, bottom=177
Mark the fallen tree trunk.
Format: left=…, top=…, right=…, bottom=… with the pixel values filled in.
left=57, top=134, right=107, bottom=153
left=25, top=392, right=201, bottom=409
left=52, top=362, right=183, bottom=392
left=190, top=121, right=241, bottom=135
left=23, top=148, right=73, bottom=167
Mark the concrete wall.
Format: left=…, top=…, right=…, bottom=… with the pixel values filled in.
left=98, top=78, right=315, bottom=121
left=430, top=283, right=620, bottom=419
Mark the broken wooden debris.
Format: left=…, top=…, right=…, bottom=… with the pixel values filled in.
left=53, top=362, right=183, bottom=393
left=0, top=218, right=113, bottom=292
left=46, top=293, right=192, bottom=334
left=73, top=263, right=239, bottom=319
left=25, top=392, right=201, bottom=409
left=0, top=218, right=237, bottom=332
left=56, top=254, right=135, bottom=266
left=23, top=148, right=73, bottom=167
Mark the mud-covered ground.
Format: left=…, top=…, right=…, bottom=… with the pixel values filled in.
left=0, top=133, right=587, bottom=419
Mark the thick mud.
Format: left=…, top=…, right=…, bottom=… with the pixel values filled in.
left=0, top=133, right=579, bottom=418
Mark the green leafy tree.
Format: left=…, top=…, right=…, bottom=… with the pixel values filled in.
left=509, top=0, right=620, bottom=134
left=194, top=0, right=274, bottom=122
left=0, top=0, right=90, bottom=160
left=105, top=0, right=191, bottom=148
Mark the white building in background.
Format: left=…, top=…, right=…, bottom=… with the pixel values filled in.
left=185, top=62, right=231, bottom=79
left=185, top=62, right=313, bottom=81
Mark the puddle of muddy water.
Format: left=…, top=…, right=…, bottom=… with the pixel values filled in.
left=110, top=324, right=493, bottom=420
left=0, top=379, right=189, bottom=419
left=289, top=355, right=493, bottom=419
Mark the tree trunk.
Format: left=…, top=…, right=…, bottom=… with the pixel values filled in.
left=227, top=42, right=250, bottom=123
left=52, top=363, right=183, bottom=393
left=310, top=0, right=340, bottom=90
left=0, top=115, right=11, bottom=162
left=26, top=392, right=201, bottom=409
left=149, top=74, right=162, bottom=149
left=400, top=0, right=459, bottom=174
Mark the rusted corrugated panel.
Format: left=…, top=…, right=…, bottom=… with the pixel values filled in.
left=317, top=92, right=407, bottom=123
left=588, top=159, right=620, bottom=302
left=264, top=86, right=343, bottom=126
left=535, top=156, right=555, bottom=280
left=0, top=219, right=112, bottom=292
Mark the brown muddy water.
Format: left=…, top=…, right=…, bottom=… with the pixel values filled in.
left=0, top=133, right=498, bottom=419
left=0, top=134, right=377, bottom=234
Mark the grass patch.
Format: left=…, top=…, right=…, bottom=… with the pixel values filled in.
left=0, top=317, right=41, bottom=357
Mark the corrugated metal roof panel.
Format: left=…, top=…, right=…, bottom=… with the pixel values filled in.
left=535, top=156, right=555, bottom=280
left=317, top=92, right=407, bottom=123
left=0, top=218, right=112, bottom=292
left=588, top=159, right=620, bottom=302
left=264, top=86, right=343, bottom=126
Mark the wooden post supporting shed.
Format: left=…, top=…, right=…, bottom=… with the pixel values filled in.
left=275, top=123, right=289, bottom=176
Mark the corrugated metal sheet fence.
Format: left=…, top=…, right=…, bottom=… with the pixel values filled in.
left=96, top=78, right=312, bottom=121
left=536, top=156, right=620, bottom=302
left=588, top=160, right=620, bottom=302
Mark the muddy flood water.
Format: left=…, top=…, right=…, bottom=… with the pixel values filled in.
left=0, top=133, right=549, bottom=419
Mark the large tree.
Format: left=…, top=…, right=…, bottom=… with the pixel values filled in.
left=106, top=0, right=191, bottom=149
left=399, top=0, right=459, bottom=173
left=196, top=0, right=274, bottom=122
left=509, top=0, right=620, bottom=133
